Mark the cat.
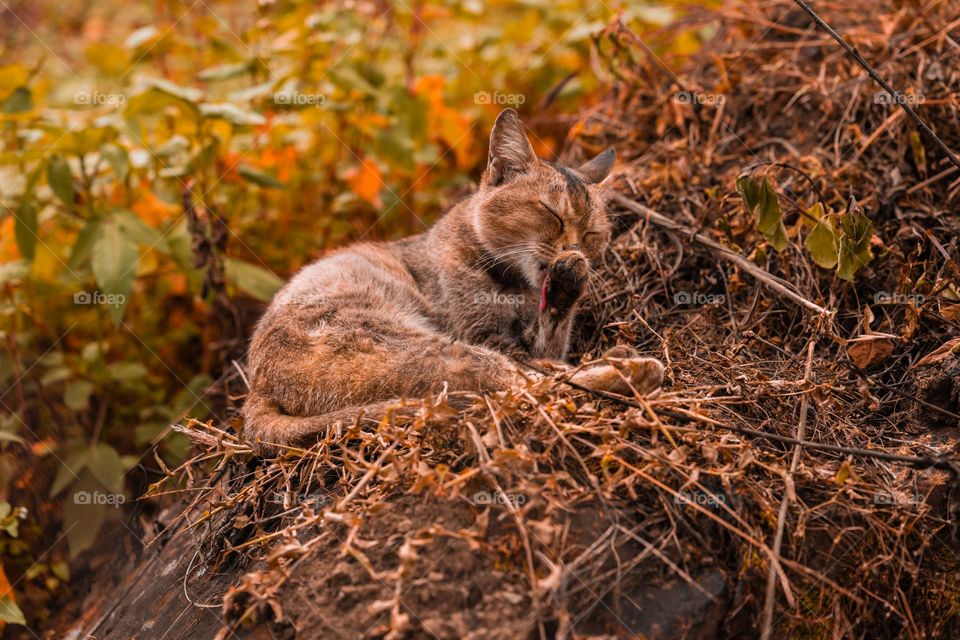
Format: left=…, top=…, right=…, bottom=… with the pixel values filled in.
left=242, top=109, right=663, bottom=454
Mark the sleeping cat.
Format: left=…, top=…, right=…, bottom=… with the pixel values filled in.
left=242, top=109, right=663, bottom=453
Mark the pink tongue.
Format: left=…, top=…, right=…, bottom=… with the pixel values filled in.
left=539, top=275, right=549, bottom=311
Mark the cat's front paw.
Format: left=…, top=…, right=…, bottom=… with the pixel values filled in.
left=541, top=251, right=588, bottom=316
left=607, top=356, right=665, bottom=395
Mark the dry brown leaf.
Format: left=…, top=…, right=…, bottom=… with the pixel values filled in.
left=913, top=336, right=960, bottom=368
left=847, top=337, right=894, bottom=368
left=900, top=304, right=920, bottom=340
left=940, top=304, right=960, bottom=322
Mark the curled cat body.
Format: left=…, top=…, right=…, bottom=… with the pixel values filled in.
left=243, top=109, right=663, bottom=453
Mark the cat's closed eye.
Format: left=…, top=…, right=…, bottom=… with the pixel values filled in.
left=539, top=201, right=564, bottom=231
left=582, top=230, right=603, bottom=251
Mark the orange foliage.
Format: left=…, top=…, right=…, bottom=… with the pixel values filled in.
left=345, top=159, right=385, bottom=208
left=131, top=182, right=180, bottom=225
left=415, top=75, right=477, bottom=169
left=0, top=218, right=18, bottom=261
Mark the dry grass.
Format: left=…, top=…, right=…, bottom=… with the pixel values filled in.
left=149, top=1, right=960, bottom=637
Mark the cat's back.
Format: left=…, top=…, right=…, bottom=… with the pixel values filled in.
left=254, top=239, right=436, bottom=335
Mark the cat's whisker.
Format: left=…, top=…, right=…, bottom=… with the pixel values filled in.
left=586, top=265, right=615, bottom=295
left=468, top=242, right=536, bottom=271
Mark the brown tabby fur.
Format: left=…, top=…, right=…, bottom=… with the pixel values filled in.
left=243, top=109, right=663, bottom=454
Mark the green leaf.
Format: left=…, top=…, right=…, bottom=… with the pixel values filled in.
left=837, top=199, right=874, bottom=281
left=237, top=165, right=284, bottom=189
left=14, top=200, right=37, bottom=261
left=737, top=175, right=788, bottom=251
left=64, top=380, right=95, bottom=411
left=50, top=561, right=70, bottom=581
left=171, top=373, right=214, bottom=417
left=199, top=102, right=266, bottom=126
left=224, top=257, right=283, bottom=302
left=804, top=217, right=839, bottom=269
left=46, top=156, right=76, bottom=207
left=86, top=444, right=127, bottom=494
left=39, top=366, right=71, bottom=386
left=198, top=61, right=252, bottom=81
left=69, top=217, right=103, bottom=269
left=754, top=181, right=787, bottom=250
left=0, top=593, right=25, bottom=626
left=164, top=219, right=194, bottom=270
left=101, top=144, right=129, bottom=181
left=125, top=80, right=202, bottom=119
left=81, top=341, right=107, bottom=363
left=62, top=471, right=108, bottom=557
left=735, top=175, right=760, bottom=212
left=134, top=422, right=167, bottom=446
left=143, top=78, right=204, bottom=103
left=91, top=219, right=139, bottom=325
left=3, top=86, right=32, bottom=114
left=803, top=202, right=825, bottom=224
left=909, top=130, right=926, bottom=174
left=331, top=66, right=381, bottom=97
left=49, top=450, right=87, bottom=498
left=108, top=362, right=147, bottom=381
left=113, top=209, right=167, bottom=252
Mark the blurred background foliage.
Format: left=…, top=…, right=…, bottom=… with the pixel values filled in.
left=0, top=0, right=713, bottom=630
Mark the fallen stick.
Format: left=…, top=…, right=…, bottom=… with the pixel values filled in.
left=762, top=340, right=815, bottom=640
left=791, top=0, right=960, bottom=173
left=610, top=193, right=832, bottom=316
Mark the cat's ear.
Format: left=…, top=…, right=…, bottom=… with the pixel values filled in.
left=577, top=148, right=616, bottom=184
left=485, top=109, right=536, bottom=186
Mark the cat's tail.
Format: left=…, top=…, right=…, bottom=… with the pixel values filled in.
left=240, top=393, right=458, bottom=457
left=241, top=349, right=664, bottom=457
